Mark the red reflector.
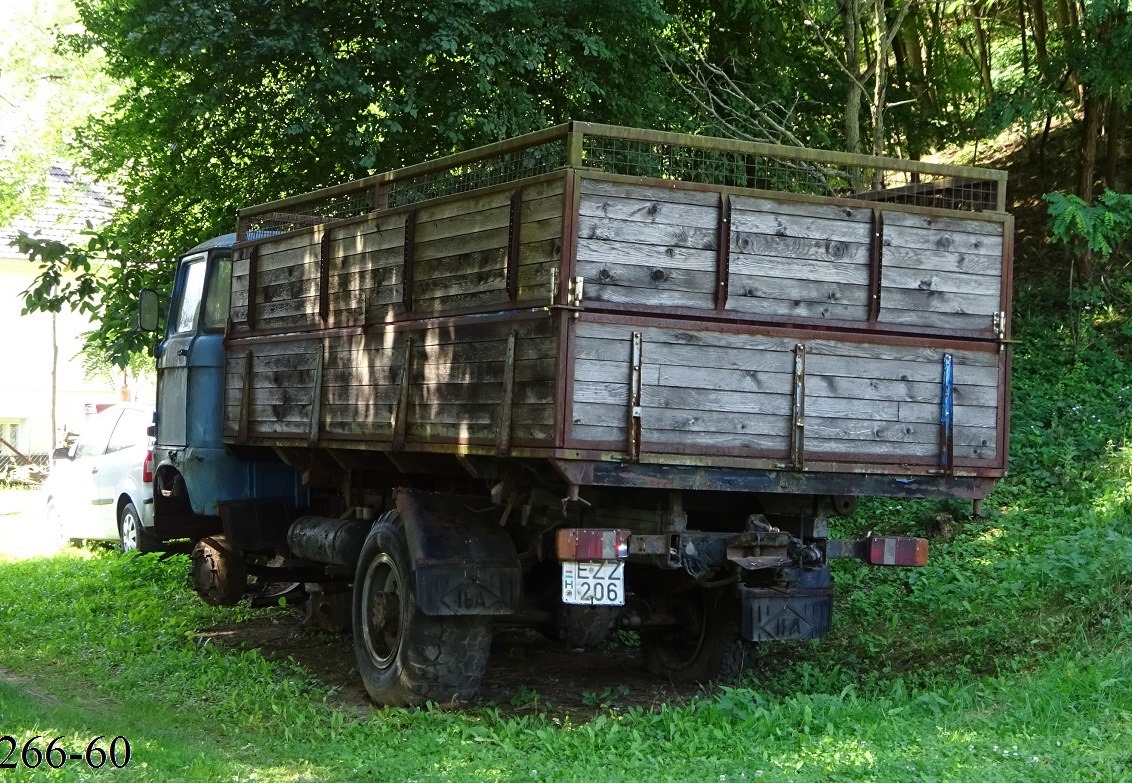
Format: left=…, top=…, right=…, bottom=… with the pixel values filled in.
left=556, top=529, right=630, bottom=561
left=142, top=449, right=154, bottom=483
left=866, top=536, right=929, bottom=567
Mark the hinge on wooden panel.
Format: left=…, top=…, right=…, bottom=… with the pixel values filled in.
left=571, top=276, right=584, bottom=314
left=993, top=311, right=1006, bottom=337
left=626, top=331, right=643, bottom=462
left=789, top=343, right=806, bottom=471
left=549, top=272, right=585, bottom=315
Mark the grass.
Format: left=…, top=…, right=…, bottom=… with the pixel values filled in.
left=1, top=286, right=1132, bottom=782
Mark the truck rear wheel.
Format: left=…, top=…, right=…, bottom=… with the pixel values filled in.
left=641, top=586, right=750, bottom=684
left=352, top=511, right=491, bottom=706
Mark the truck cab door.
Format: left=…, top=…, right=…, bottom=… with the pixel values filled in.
left=155, top=250, right=232, bottom=448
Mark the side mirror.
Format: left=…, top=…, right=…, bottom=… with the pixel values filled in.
left=51, top=446, right=72, bottom=462
left=138, top=288, right=160, bottom=332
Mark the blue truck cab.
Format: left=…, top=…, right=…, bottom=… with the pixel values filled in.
left=151, top=234, right=303, bottom=541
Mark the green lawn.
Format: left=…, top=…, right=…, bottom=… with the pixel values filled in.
left=1, top=297, right=1131, bottom=782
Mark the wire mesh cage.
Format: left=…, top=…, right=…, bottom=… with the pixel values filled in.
left=236, top=123, right=1005, bottom=240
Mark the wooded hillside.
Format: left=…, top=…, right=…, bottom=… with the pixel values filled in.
left=8, top=0, right=1132, bottom=366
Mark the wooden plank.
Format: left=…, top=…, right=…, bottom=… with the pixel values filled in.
left=583, top=284, right=715, bottom=309
left=879, top=286, right=999, bottom=317
left=881, top=265, right=1002, bottom=295
left=877, top=309, right=996, bottom=332
left=806, top=353, right=1001, bottom=387
left=883, top=223, right=1003, bottom=256
left=727, top=278, right=869, bottom=321
left=577, top=260, right=717, bottom=295
left=411, top=219, right=561, bottom=264
left=804, top=340, right=1000, bottom=367
left=883, top=209, right=1006, bottom=236
left=729, top=209, right=873, bottom=244
left=730, top=231, right=870, bottom=265
left=655, top=364, right=794, bottom=395
left=576, top=238, right=717, bottom=271
left=574, top=358, right=659, bottom=386
left=577, top=215, right=717, bottom=250
left=579, top=178, right=722, bottom=207
left=728, top=251, right=870, bottom=285
left=804, top=417, right=997, bottom=448
left=731, top=195, right=873, bottom=224
left=577, top=193, right=719, bottom=230
left=806, top=437, right=994, bottom=461
left=806, top=373, right=999, bottom=406
left=640, top=407, right=791, bottom=437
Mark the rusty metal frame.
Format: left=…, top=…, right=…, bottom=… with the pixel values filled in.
left=402, top=209, right=417, bottom=315
left=506, top=187, right=523, bottom=302
left=309, top=340, right=326, bottom=448
left=318, top=229, right=331, bottom=323
left=496, top=331, right=517, bottom=456
left=391, top=336, right=413, bottom=451
left=626, top=332, right=643, bottom=462
left=715, top=192, right=731, bottom=311
left=556, top=169, right=582, bottom=449
left=789, top=343, right=806, bottom=470
left=237, top=350, right=253, bottom=443
left=867, top=210, right=885, bottom=324
left=245, top=244, right=259, bottom=330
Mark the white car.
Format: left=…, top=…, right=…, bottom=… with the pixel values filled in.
left=44, top=404, right=158, bottom=552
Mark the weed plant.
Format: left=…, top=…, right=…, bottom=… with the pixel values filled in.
left=1, top=286, right=1131, bottom=781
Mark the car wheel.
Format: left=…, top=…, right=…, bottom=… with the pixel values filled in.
left=119, top=502, right=159, bottom=553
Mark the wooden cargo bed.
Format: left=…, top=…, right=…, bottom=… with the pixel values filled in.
left=224, top=123, right=1012, bottom=494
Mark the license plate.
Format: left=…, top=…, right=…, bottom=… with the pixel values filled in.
left=561, top=561, right=625, bottom=606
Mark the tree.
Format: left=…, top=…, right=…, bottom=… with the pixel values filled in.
left=25, top=0, right=681, bottom=367
left=0, top=0, right=116, bottom=227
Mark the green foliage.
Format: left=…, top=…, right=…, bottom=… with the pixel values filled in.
left=1046, top=189, right=1132, bottom=260
left=0, top=0, right=117, bottom=227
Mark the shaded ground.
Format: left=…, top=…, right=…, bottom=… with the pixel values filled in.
left=197, top=609, right=710, bottom=719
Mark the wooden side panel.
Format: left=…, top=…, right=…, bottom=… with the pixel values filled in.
left=223, top=316, right=560, bottom=447
left=570, top=174, right=1008, bottom=339
left=230, top=231, right=323, bottom=331
left=576, top=180, right=719, bottom=309
left=232, top=175, right=566, bottom=334
left=878, top=211, right=1004, bottom=332
left=568, top=319, right=1000, bottom=464
left=805, top=340, right=999, bottom=461
left=571, top=321, right=793, bottom=452
left=727, top=196, right=872, bottom=321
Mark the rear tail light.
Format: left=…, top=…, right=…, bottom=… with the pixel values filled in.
left=556, top=528, right=630, bottom=561
left=865, top=536, right=929, bottom=567
left=142, top=449, right=154, bottom=483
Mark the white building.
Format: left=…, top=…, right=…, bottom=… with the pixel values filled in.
left=0, top=165, right=148, bottom=462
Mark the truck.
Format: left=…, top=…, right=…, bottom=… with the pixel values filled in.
left=140, top=123, right=1012, bottom=706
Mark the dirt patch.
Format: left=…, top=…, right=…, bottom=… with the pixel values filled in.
left=196, top=608, right=710, bottom=719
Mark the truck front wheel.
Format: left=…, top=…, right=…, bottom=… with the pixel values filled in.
left=352, top=511, right=491, bottom=706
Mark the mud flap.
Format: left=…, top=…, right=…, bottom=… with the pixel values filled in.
left=740, top=569, right=832, bottom=642
left=394, top=488, right=521, bottom=617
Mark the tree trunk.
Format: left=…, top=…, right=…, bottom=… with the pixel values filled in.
left=1029, top=0, right=1049, bottom=74
left=970, top=2, right=995, bottom=103
left=1076, top=92, right=1104, bottom=285
left=842, top=0, right=864, bottom=157
left=1103, top=91, right=1121, bottom=191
